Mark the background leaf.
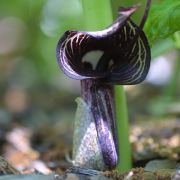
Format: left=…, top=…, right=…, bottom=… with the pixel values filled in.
left=144, top=0, right=180, bottom=45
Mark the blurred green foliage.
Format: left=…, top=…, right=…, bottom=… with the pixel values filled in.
left=0, top=0, right=83, bottom=85
left=144, top=0, right=180, bottom=45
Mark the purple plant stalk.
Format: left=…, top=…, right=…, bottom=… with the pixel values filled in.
left=81, top=79, right=118, bottom=169
left=56, top=1, right=151, bottom=171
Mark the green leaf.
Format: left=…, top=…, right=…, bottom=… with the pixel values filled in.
left=144, top=0, right=180, bottom=45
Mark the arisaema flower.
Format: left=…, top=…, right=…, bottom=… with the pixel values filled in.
left=56, top=1, right=151, bottom=170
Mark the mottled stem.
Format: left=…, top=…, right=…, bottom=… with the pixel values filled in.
left=81, top=79, right=118, bottom=170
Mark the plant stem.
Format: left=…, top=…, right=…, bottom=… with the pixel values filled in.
left=82, top=0, right=112, bottom=30
left=82, top=0, right=131, bottom=172
left=115, top=86, right=132, bottom=172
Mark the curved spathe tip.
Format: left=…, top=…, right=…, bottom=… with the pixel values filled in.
left=56, top=3, right=151, bottom=85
